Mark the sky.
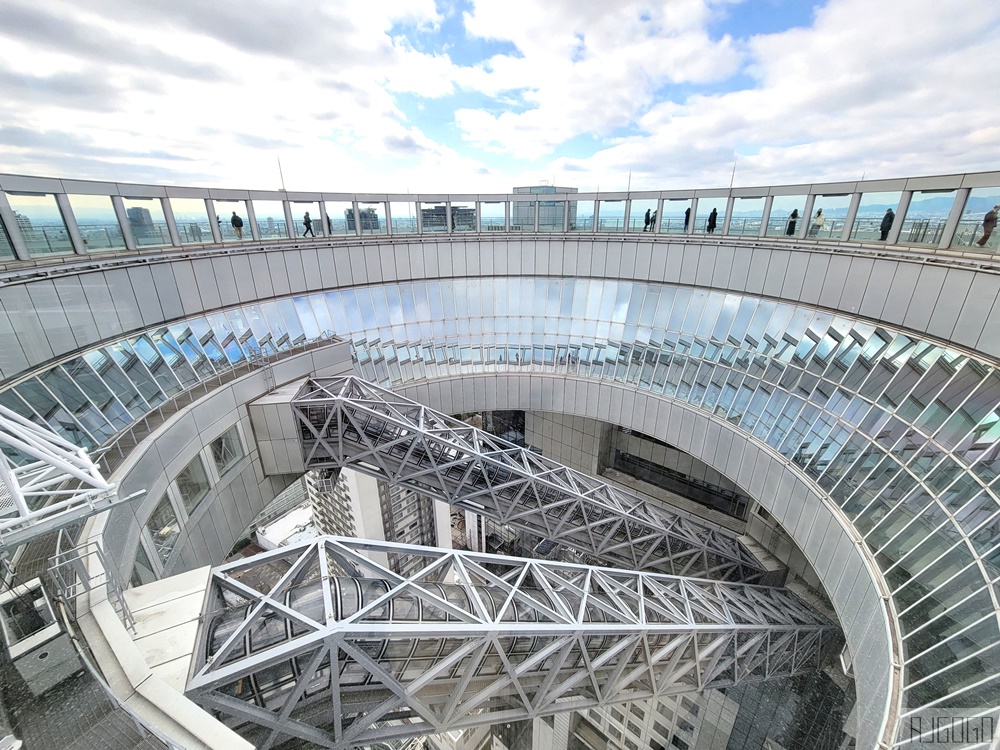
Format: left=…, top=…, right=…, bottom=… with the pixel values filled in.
left=0, top=0, right=998, bottom=194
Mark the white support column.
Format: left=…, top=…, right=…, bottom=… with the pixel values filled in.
left=416, top=202, right=423, bottom=234
left=282, top=200, right=296, bottom=239
left=384, top=201, right=394, bottom=236
left=0, top=191, right=30, bottom=260
left=160, top=197, right=183, bottom=247
left=938, top=187, right=970, bottom=249
left=687, top=197, right=698, bottom=234
left=887, top=191, right=912, bottom=245
left=110, top=196, right=138, bottom=251
left=445, top=202, right=453, bottom=234
left=54, top=193, right=87, bottom=255
left=799, top=194, right=817, bottom=239
left=351, top=201, right=362, bottom=237
left=246, top=200, right=261, bottom=241
left=654, top=197, right=664, bottom=233
left=317, top=201, right=329, bottom=238
left=623, top=198, right=632, bottom=233
left=759, top=195, right=774, bottom=238
left=205, top=198, right=223, bottom=244
left=722, top=195, right=736, bottom=234
left=841, top=192, right=862, bottom=241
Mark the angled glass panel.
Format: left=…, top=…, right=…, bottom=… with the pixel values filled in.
left=629, top=198, right=657, bottom=233
left=597, top=199, right=624, bottom=232
left=277, top=299, right=307, bottom=346
left=289, top=201, right=323, bottom=238
left=728, top=197, right=766, bottom=236
left=187, top=317, right=230, bottom=370
left=449, top=201, right=476, bottom=232
left=67, top=194, right=126, bottom=252
left=175, top=454, right=211, bottom=515
left=61, top=357, right=132, bottom=430
left=211, top=199, right=249, bottom=243
left=251, top=200, right=288, bottom=240
left=4, top=191, right=73, bottom=256
left=850, top=191, right=901, bottom=242
left=807, top=194, right=851, bottom=239
left=211, top=425, right=244, bottom=477
left=128, top=334, right=183, bottom=396
left=146, top=494, right=180, bottom=566
left=0, top=215, right=14, bottom=259
left=122, top=197, right=169, bottom=247
left=480, top=201, right=506, bottom=232
left=693, top=196, right=726, bottom=235
left=14, top=377, right=96, bottom=448
left=167, top=323, right=217, bottom=379
left=325, top=201, right=355, bottom=236
left=953, top=186, right=1000, bottom=250
left=420, top=202, right=448, bottom=233
left=83, top=348, right=150, bottom=414
left=39, top=366, right=115, bottom=443
left=658, top=198, right=693, bottom=234
left=388, top=201, right=417, bottom=234
left=169, top=197, right=213, bottom=245
left=357, top=202, right=385, bottom=235
left=765, top=195, right=806, bottom=236
left=899, top=189, right=958, bottom=246
left=149, top=328, right=200, bottom=389
left=206, top=313, right=247, bottom=364
left=260, top=302, right=292, bottom=350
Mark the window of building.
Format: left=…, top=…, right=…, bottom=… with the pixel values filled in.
left=953, top=186, right=1000, bottom=250
left=0, top=214, right=15, bottom=259
left=5, top=191, right=74, bottom=256
left=728, top=196, right=766, bottom=236
left=131, top=541, right=156, bottom=587
left=677, top=719, right=695, bottom=734
left=653, top=721, right=669, bottom=739
left=612, top=708, right=625, bottom=723
left=898, top=189, right=957, bottom=246
left=146, top=494, right=180, bottom=565
left=176, top=454, right=211, bottom=514
left=625, top=740, right=639, bottom=750
left=765, top=194, right=807, bottom=237
left=628, top=720, right=642, bottom=736
left=630, top=705, right=645, bottom=719
left=680, top=697, right=700, bottom=717
left=121, top=197, right=169, bottom=247
left=67, top=194, right=127, bottom=252
left=211, top=426, right=244, bottom=477
left=670, top=736, right=689, bottom=750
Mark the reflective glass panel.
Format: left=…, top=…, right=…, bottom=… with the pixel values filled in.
left=536, top=198, right=564, bottom=232
left=693, top=196, right=726, bottom=235
left=67, top=194, right=125, bottom=252
left=659, top=198, right=693, bottom=234
left=850, top=191, right=901, bottom=242
left=807, top=195, right=851, bottom=239
left=510, top=200, right=534, bottom=232
left=122, top=197, right=169, bottom=247
left=388, top=201, right=417, bottom=234
left=568, top=199, right=594, bottom=232
left=212, top=199, right=249, bottom=242
left=169, top=197, right=213, bottom=245
left=60, top=358, right=132, bottom=429
left=211, top=425, right=244, bottom=476
left=0, top=216, right=13, bottom=260
left=14, top=378, right=95, bottom=448
left=597, top=200, right=624, bottom=232
left=420, top=202, right=448, bottom=233
left=324, top=201, right=354, bottom=235
left=290, top=201, right=323, bottom=238
left=900, top=189, right=958, bottom=246
left=630, top=198, right=657, bottom=233
left=4, top=192, right=73, bottom=255
left=146, top=494, right=180, bottom=565
left=39, top=367, right=115, bottom=443
left=728, top=197, right=766, bottom=236
left=252, top=200, right=288, bottom=239
left=176, top=454, right=211, bottom=514
left=357, top=202, right=385, bottom=235
left=449, top=201, right=476, bottom=232
left=953, top=186, right=1000, bottom=251
left=480, top=201, right=506, bottom=232
left=765, top=195, right=806, bottom=237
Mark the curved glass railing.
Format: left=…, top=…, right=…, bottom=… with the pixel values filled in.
left=1, top=172, right=999, bottom=267
left=3, top=276, right=999, bottom=736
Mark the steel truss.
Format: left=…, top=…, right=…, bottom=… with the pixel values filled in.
left=0, top=404, right=127, bottom=549
left=292, top=376, right=767, bottom=582
left=187, top=537, right=835, bottom=750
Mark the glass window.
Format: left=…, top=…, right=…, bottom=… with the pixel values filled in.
left=211, top=425, right=244, bottom=476
left=251, top=199, right=288, bottom=240
left=510, top=200, right=535, bottom=232
left=899, top=189, right=958, bottom=246
left=290, top=201, right=323, bottom=238
left=146, top=494, right=180, bottom=565
left=693, top=196, right=726, bottom=235
left=40, top=367, right=115, bottom=443
left=388, top=201, right=417, bottom=234
left=130, top=542, right=156, bottom=587
left=83, top=348, right=149, bottom=414
left=953, top=186, right=1000, bottom=250
left=568, top=199, right=594, bottom=232
left=122, top=197, right=169, bottom=247
left=169, top=197, right=213, bottom=245
left=14, top=378, right=96, bottom=449
left=176, top=454, right=211, bottom=514
left=597, top=199, right=625, bottom=232
left=656, top=198, right=692, bottom=234
left=449, top=201, right=476, bottom=232
left=128, top=335, right=183, bottom=396
left=211, top=199, right=248, bottom=242
left=325, top=201, right=355, bottom=235
left=850, top=191, right=901, bottom=242
left=765, top=195, right=807, bottom=237
left=726, top=196, right=765, bottom=236
left=807, top=195, right=851, bottom=239
left=105, top=341, right=167, bottom=407
left=67, top=194, right=126, bottom=252
left=0, top=215, right=14, bottom=259
left=480, top=201, right=506, bottom=232
left=4, top=191, right=73, bottom=255
left=630, top=198, right=658, bottom=233
left=60, top=358, right=132, bottom=430
left=356, top=202, right=385, bottom=235
left=419, top=202, right=448, bottom=233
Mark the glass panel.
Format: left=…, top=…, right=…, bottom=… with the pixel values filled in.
left=211, top=426, right=244, bottom=476
left=290, top=201, right=323, bottom=238
left=900, top=189, right=957, bottom=246
left=568, top=199, right=594, bottom=232
left=39, top=367, right=115, bottom=443
left=4, top=192, right=73, bottom=255
left=130, top=542, right=156, bottom=587
left=510, top=199, right=534, bottom=231
left=420, top=202, right=448, bottom=233
left=211, top=199, right=248, bottom=242
left=15, top=378, right=96, bottom=448
left=765, top=195, right=806, bottom=236
left=146, top=494, right=180, bottom=565
left=850, top=191, right=901, bottom=242
left=0, top=215, right=14, bottom=259
left=83, top=348, right=149, bottom=414
left=67, top=194, right=126, bottom=252
left=480, top=201, right=506, bottom=232
left=728, top=197, right=766, bottom=236
left=953, top=186, right=1000, bottom=250
left=693, top=196, right=726, bottom=235
left=357, top=202, right=385, bottom=235
left=251, top=199, right=288, bottom=239
left=657, top=198, right=692, bottom=234
left=128, top=334, right=182, bottom=396
left=448, top=201, right=476, bottom=232
left=388, top=201, right=417, bottom=234
left=807, top=195, right=851, bottom=239
left=60, top=358, right=132, bottom=430
left=175, top=454, right=211, bottom=514
left=122, top=197, right=170, bottom=247
left=630, top=198, right=657, bottom=233
left=536, top=198, right=564, bottom=232
left=597, top=200, right=624, bottom=232
left=149, top=328, right=200, bottom=389
left=325, top=201, right=354, bottom=235
left=168, top=197, right=212, bottom=245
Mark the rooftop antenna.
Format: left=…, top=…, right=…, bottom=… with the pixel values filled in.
left=627, top=170, right=632, bottom=193
left=277, top=156, right=287, bottom=192
left=729, top=157, right=738, bottom=189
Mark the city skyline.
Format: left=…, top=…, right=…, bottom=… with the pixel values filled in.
left=0, top=0, right=998, bottom=193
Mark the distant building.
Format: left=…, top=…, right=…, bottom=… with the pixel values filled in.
left=126, top=206, right=154, bottom=238
left=418, top=204, right=476, bottom=231
left=346, top=207, right=381, bottom=231
left=513, top=185, right=578, bottom=230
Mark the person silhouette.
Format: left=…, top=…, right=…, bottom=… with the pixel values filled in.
left=230, top=211, right=244, bottom=239
left=977, top=205, right=998, bottom=247
left=786, top=209, right=799, bottom=236
left=643, top=209, right=651, bottom=232
left=706, top=208, right=718, bottom=233
left=303, top=211, right=314, bottom=237
left=684, top=206, right=691, bottom=232
left=808, top=209, right=825, bottom=237
left=879, top=208, right=895, bottom=241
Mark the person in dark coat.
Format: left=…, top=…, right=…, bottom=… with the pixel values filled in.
left=786, top=209, right=799, bottom=236
left=643, top=209, right=651, bottom=232
left=684, top=206, right=691, bottom=232
left=879, top=208, right=895, bottom=241
left=978, top=205, right=999, bottom=247
left=303, top=211, right=314, bottom=237
left=230, top=211, right=244, bottom=240
left=706, top=208, right=718, bottom=233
